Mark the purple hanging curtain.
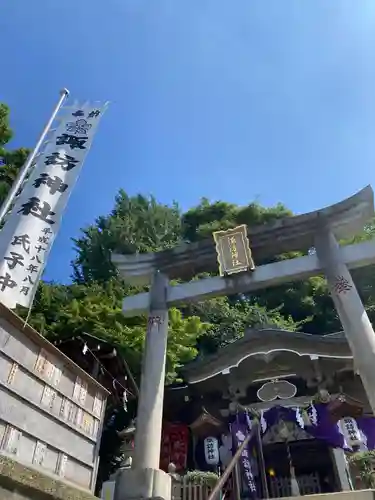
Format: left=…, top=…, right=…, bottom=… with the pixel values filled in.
left=303, top=404, right=346, bottom=448
left=263, top=406, right=295, bottom=428
left=231, top=416, right=259, bottom=499
left=252, top=405, right=346, bottom=448
left=237, top=405, right=375, bottom=456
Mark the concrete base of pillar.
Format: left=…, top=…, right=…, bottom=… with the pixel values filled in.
left=114, top=468, right=171, bottom=500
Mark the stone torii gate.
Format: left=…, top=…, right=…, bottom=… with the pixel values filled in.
left=112, top=186, right=375, bottom=500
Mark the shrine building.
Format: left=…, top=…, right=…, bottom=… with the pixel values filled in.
left=158, top=327, right=375, bottom=498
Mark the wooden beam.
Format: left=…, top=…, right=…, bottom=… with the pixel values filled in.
left=113, top=186, right=374, bottom=284
left=121, top=239, right=375, bottom=316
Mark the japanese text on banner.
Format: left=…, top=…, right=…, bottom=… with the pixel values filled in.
left=0, top=103, right=108, bottom=309
left=231, top=421, right=258, bottom=499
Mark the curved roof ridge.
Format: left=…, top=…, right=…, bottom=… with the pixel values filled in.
left=246, top=327, right=317, bottom=338
left=323, top=331, right=346, bottom=338
left=181, top=328, right=352, bottom=384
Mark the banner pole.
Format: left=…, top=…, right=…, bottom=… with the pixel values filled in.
left=0, top=88, right=69, bottom=226
left=256, top=419, right=269, bottom=499
left=207, top=428, right=256, bottom=500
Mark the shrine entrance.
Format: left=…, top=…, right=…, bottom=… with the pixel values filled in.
left=262, top=439, right=338, bottom=498
left=255, top=419, right=339, bottom=498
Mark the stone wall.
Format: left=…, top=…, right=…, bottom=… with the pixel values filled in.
left=0, top=303, right=108, bottom=491
left=0, top=455, right=98, bottom=500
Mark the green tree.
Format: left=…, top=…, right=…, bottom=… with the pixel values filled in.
left=0, top=103, right=30, bottom=205
left=23, top=278, right=208, bottom=384
left=70, top=194, right=301, bottom=356
left=184, top=295, right=298, bottom=354
left=72, top=191, right=182, bottom=284
left=70, top=195, right=308, bottom=354
left=181, top=196, right=375, bottom=336
left=0, top=104, right=13, bottom=146
left=182, top=198, right=292, bottom=243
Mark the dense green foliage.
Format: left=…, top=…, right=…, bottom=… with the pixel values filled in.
left=348, top=451, right=375, bottom=488
left=0, top=104, right=29, bottom=206
left=1, top=102, right=375, bottom=385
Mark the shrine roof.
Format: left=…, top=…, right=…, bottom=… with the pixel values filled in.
left=180, top=328, right=352, bottom=384
left=113, top=186, right=373, bottom=284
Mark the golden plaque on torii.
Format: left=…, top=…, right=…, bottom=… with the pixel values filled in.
left=213, top=224, right=255, bottom=277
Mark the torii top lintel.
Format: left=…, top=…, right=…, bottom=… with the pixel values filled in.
left=112, top=186, right=375, bottom=317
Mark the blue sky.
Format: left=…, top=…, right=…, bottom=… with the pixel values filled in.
left=1, top=1, right=375, bottom=283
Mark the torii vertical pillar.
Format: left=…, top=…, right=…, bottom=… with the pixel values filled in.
left=115, top=271, right=171, bottom=500
left=315, top=228, right=375, bottom=413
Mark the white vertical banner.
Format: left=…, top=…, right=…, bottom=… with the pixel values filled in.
left=0, top=101, right=108, bottom=308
